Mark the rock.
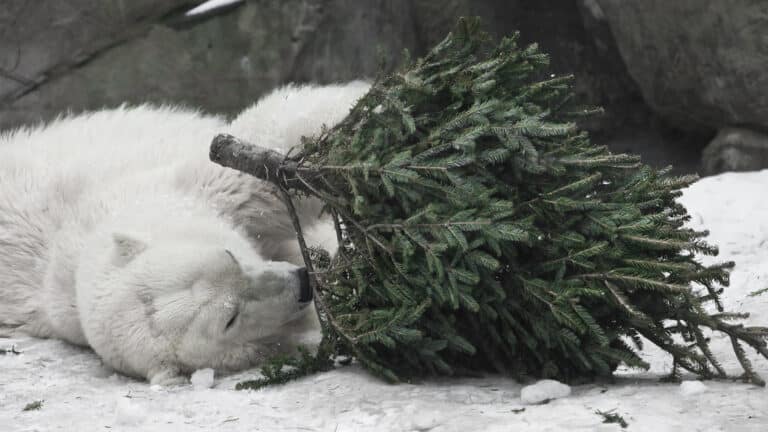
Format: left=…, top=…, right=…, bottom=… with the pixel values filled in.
left=702, top=127, right=768, bottom=175
left=2, top=0, right=690, bottom=173
left=0, top=0, right=199, bottom=122
left=679, top=380, right=708, bottom=397
left=1, top=1, right=643, bottom=136
left=596, top=0, right=768, bottom=132
left=0, top=0, right=420, bottom=130
left=520, top=379, right=572, bottom=404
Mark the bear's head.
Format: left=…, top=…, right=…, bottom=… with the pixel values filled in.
left=76, top=220, right=315, bottom=385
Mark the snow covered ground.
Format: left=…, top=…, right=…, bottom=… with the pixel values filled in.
left=2, top=170, right=767, bottom=431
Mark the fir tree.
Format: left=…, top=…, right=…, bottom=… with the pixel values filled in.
left=211, top=18, right=768, bottom=386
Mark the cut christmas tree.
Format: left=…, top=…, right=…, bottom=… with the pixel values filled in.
left=210, top=17, right=768, bottom=387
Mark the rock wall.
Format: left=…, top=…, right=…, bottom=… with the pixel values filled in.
left=0, top=0, right=199, bottom=126
left=5, top=0, right=758, bottom=174
left=596, top=0, right=768, bottom=173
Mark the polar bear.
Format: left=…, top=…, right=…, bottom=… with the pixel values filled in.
left=0, top=80, right=371, bottom=385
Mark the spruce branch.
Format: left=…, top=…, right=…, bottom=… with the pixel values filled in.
left=210, top=16, right=768, bottom=386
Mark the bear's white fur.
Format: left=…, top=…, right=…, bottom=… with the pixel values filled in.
left=0, top=80, right=371, bottom=385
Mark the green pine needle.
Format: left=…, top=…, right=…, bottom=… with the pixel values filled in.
left=262, top=17, right=767, bottom=386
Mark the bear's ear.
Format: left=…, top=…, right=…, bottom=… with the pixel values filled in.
left=112, top=232, right=147, bottom=267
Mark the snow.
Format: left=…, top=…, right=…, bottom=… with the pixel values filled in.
left=185, top=0, right=243, bottom=17
left=114, top=397, right=146, bottom=426
left=679, top=380, right=708, bottom=397
left=520, top=379, right=572, bottom=404
left=2, top=169, right=768, bottom=431
left=191, top=368, right=216, bottom=390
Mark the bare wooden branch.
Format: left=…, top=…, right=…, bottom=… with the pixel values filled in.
left=209, top=133, right=305, bottom=190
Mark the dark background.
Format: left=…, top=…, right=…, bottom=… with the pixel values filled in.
left=2, top=0, right=767, bottom=175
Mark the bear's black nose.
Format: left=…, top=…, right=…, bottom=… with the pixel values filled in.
left=296, top=267, right=313, bottom=303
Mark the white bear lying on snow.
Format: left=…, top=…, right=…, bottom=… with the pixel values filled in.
left=0, top=81, right=371, bottom=385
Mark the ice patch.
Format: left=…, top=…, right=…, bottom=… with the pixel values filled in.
left=679, top=380, right=708, bottom=396
left=520, top=379, right=572, bottom=404
left=191, top=368, right=215, bottom=389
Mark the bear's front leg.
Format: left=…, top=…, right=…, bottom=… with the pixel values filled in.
left=148, top=366, right=188, bottom=387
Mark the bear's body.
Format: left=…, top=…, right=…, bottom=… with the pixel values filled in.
left=0, top=81, right=371, bottom=384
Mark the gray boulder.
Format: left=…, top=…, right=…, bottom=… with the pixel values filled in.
left=596, top=0, right=768, bottom=132
left=0, top=0, right=200, bottom=127
left=702, top=127, right=768, bottom=175
left=0, top=0, right=430, bottom=130
left=2, top=0, right=694, bottom=173
left=1, top=0, right=645, bottom=136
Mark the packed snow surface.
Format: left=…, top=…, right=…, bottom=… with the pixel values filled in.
left=114, top=397, right=146, bottom=427
left=679, top=380, right=708, bottom=397
left=2, top=170, right=768, bottom=431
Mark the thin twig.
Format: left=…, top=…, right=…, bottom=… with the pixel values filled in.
left=275, top=181, right=356, bottom=347
left=364, top=220, right=492, bottom=232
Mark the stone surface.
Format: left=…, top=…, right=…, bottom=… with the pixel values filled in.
left=0, top=0, right=421, bottom=129
left=0, top=0, right=199, bottom=123
left=0, top=1, right=642, bottom=130
left=702, top=127, right=768, bottom=175
left=0, top=0, right=702, bottom=172
left=520, top=379, right=572, bottom=404
left=596, top=0, right=768, bottom=133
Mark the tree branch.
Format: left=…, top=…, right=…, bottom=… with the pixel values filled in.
left=209, top=133, right=306, bottom=191
left=210, top=132, right=359, bottom=348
